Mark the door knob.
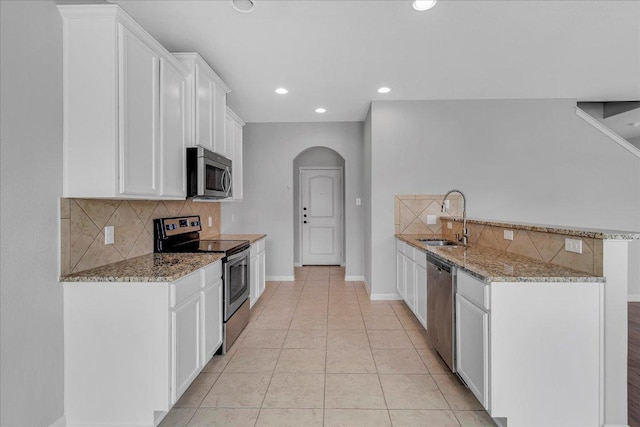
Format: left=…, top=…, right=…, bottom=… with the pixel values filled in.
left=303, top=221, right=308, bottom=224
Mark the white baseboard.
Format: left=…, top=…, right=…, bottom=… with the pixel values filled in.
left=629, top=294, right=640, bottom=302
left=602, top=424, right=629, bottom=427
left=345, top=275, right=365, bottom=281
left=294, top=262, right=302, bottom=267
left=49, top=415, right=66, bottom=427
left=267, top=275, right=295, bottom=282
left=370, top=293, right=403, bottom=301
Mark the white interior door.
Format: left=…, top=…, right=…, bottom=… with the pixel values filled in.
left=301, top=168, right=343, bottom=265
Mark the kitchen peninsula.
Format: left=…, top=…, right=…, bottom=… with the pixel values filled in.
left=396, top=217, right=638, bottom=427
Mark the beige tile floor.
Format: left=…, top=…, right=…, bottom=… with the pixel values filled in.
left=160, top=266, right=497, bottom=427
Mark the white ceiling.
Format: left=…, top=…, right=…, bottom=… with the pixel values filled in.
left=112, top=0, right=640, bottom=123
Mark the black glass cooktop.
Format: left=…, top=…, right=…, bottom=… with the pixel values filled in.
left=169, top=239, right=250, bottom=255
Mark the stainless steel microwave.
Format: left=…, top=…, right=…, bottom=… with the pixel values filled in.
left=186, top=147, right=232, bottom=199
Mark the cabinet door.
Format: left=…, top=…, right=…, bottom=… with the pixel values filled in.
left=194, top=64, right=214, bottom=151
left=202, top=280, right=223, bottom=363
left=228, top=117, right=244, bottom=201
left=415, top=264, right=427, bottom=328
left=258, top=249, right=266, bottom=297
left=396, top=250, right=406, bottom=299
left=456, top=293, right=489, bottom=410
left=249, top=245, right=258, bottom=308
left=118, top=25, right=159, bottom=196
left=212, top=83, right=227, bottom=157
left=159, top=57, right=186, bottom=197
left=171, top=293, right=201, bottom=404
left=405, top=258, right=416, bottom=310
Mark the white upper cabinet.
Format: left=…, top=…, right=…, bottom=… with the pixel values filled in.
left=226, top=107, right=245, bottom=201
left=173, top=53, right=230, bottom=158
left=59, top=5, right=189, bottom=199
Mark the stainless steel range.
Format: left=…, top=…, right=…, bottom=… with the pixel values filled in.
left=153, top=215, right=250, bottom=352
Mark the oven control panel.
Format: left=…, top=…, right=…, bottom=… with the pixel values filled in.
left=160, top=216, right=202, bottom=237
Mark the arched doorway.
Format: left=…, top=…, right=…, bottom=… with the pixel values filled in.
left=293, top=147, right=346, bottom=266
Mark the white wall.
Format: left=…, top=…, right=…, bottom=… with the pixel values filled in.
left=293, top=147, right=345, bottom=265
left=0, top=1, right=65, bottom=425
left=222, top=122, right=364, bottom=279
left=367, top=99, right=640, bottom=296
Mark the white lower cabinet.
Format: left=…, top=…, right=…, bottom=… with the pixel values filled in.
left=456, top=292, right=489, bottom=409
left=396, top=240, right=427, bottom=328
left=249, top=238, right=266, bottom=308
left=415, top=263, right=427, bottom=328
left=202, top=279, right=223, bottom=363
left=171, top=292, right=201, bottom=403
left=63, top=259, right=223, bottom=426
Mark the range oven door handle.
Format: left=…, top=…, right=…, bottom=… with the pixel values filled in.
left=226, top=248, right=249, bottom=262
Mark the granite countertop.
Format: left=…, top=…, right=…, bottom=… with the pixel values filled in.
left=203, top=233, right=267, bottom=244
left=60, top=253, right=224, bottom=283
left=446, top=218, right=640, bottom=240
left=396, top=234, right=604, bottom=283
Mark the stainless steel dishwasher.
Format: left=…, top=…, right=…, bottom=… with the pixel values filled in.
left=427, top=254, right=456, bottom=372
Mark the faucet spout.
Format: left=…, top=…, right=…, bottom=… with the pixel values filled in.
left=442, top=189, right=468, bottom=246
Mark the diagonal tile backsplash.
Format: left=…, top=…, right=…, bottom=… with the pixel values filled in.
left=394, top=194, right=461, bottom=235
left=60, top=198, right=221, bottom=275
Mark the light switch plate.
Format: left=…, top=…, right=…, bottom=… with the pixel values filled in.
left=565, top=238, right=583, bottom=254
left=426, top=215, right=437, bottom=225
left=208, top=216, right=213, bottom=227
left=356, top=198, right=361, bottom=206
left=447, top=222, right=452, bottom=229
left=104, top=226, right=114, bottom=245
left=503, top=229, right=514, bottom=240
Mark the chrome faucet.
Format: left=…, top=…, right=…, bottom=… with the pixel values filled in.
left=442, top=189, right=468, bottom=246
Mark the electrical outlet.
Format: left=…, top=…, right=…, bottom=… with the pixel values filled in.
left=104, top=226, right=114, bottom=245
left=503, top=263, right=514, bottom=274
left=503, top=229, right=514, bottom=240
left=208, top=216, right=212, bottom=227
left=356, top=198, right=361, bottom=206
left=447, top=222, right=452, bottom=229
left=426, top=215, right=437, bottom=225
left=565, top=238, right=583, bottom=254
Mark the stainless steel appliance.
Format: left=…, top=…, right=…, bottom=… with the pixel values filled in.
left=153, top=215, right=250, bottom=352
left=186, top=147, right=232, bottom=199
left=427, top=254, right=456, bottom=372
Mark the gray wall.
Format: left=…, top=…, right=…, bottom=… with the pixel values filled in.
left=367, top=99, right=640, bottom=296
left=293, top=147, right=346, bottom=265
left=0, top=1, right=65, bottom=425
left=222, top=122, right=364, bottom=279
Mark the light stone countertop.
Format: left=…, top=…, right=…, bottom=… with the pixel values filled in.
left=396, top=234, right=605, bottom=283
left=60, top=253, right=224, bottom=283
left=446, top=218, right=640, bottom=240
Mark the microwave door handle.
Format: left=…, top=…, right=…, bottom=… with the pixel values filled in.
left=225, top=167, right=231, bottom=196
left=220, top=169, right=227, bottom=194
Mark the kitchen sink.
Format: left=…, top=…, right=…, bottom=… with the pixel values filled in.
left=418, top=239, right=459, bottom=246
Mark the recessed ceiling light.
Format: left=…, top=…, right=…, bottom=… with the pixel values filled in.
left=230, top=0, right=255, bottom=13
left=275, top=88, right=289, bottom=95
left=629, top=122, right=640, bottom=128
left=315, top=108, right=327, bottom=114
left=413, top=0, right=437, bottom=11
left=377, top=87, right=391, bottom=94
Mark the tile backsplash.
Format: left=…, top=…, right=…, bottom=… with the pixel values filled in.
left=60, top=198, right=220, bottom=275
left=395, top=194, right=602, bottom=276
left=394, top=194, right=461, bottom=235
left=441, top=220, right=602, bottom=276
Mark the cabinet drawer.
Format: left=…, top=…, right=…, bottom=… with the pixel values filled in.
left=457, top=270, right=490, bottom=310
left=256, top=238, right=265, bottom=253
left=202, top=261, right=222, bottom=286
left=171, top=270, right=202, bottom=308
left=405, top=244, right=416, bottom=261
